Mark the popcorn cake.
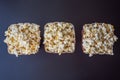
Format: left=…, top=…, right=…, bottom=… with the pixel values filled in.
left=82, top=23, right=118, bottom=57
left=4, top=23, right=41, bottom=57
left=43, top=22, right=75, bottom=55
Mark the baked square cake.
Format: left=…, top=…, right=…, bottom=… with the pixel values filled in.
left=82, top=23, right=118, bottom=57
left=43, top=22, right=75, bottom=55
left=4, top=23, right=41, bottom=57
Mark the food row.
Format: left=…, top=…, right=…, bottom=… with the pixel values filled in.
left=4, top=22, right=118, bottom=57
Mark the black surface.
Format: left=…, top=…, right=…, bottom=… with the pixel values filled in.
left=0, top=0, right=120, bottom=80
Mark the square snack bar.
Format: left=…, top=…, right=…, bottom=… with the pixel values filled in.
left=82, top=23, right=118, bottom=57
left=43, top=22, right=75, bottom=55
left=4, top=23, right=41, bottom=57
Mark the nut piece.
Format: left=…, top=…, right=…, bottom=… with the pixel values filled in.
left=82, top=23, right=118, bottom=57
left=4, top=23, right=41, bottom=57
left=43, top=22, right=75, bottom=55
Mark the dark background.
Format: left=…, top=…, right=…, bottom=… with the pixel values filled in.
left=0, top=0, right=120, bottom=80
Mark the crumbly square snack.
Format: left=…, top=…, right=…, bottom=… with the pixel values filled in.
left=43, top=22, right=75, bottom=55
left=82, top=23, right=118, bottom=57
left=4, top=23, right=41, bottom=57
